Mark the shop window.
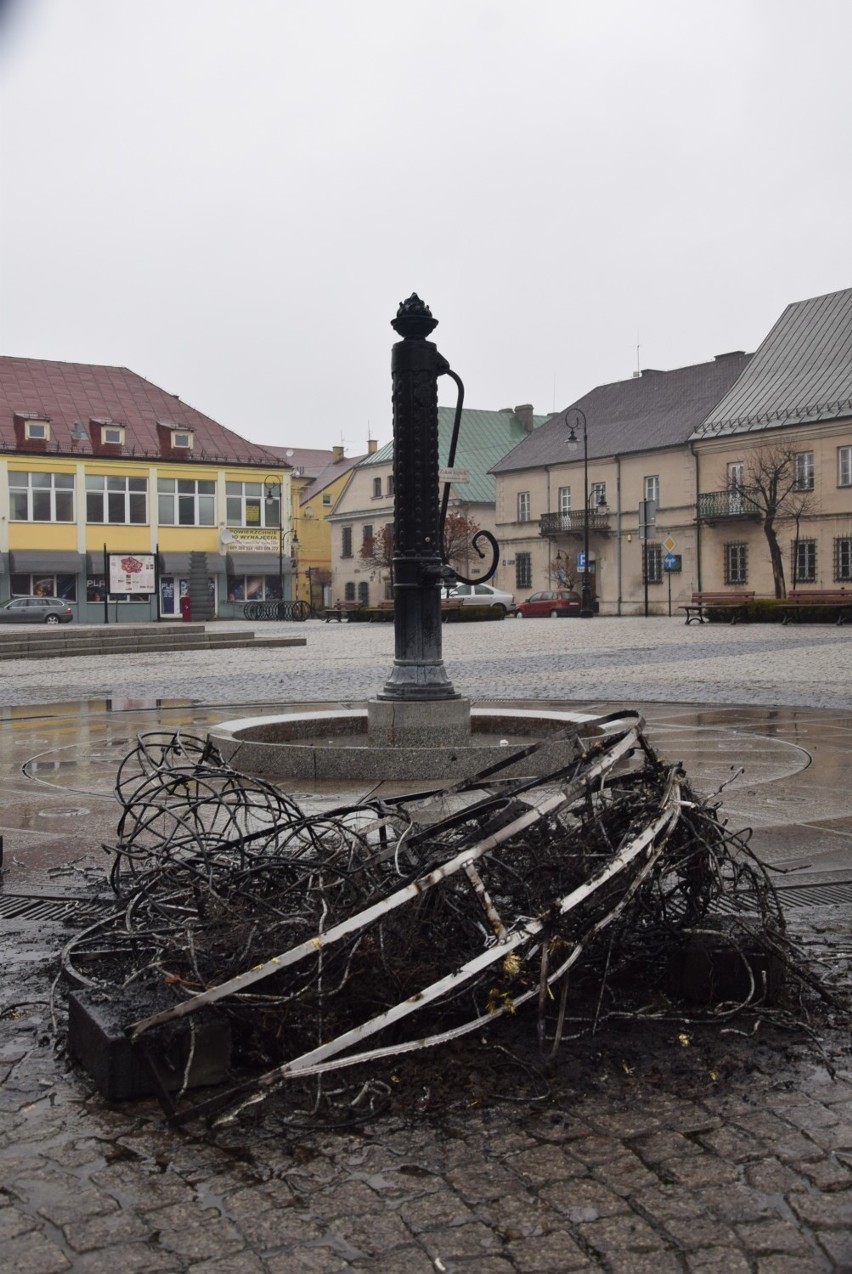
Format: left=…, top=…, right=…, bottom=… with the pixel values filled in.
left=11, top=573, right=77, bottom=602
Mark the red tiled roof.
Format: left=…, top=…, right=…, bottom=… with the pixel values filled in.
left=0, top=357, right=282, bottom=466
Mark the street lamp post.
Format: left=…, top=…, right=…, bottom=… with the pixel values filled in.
left=264, top=476, right=285, bottom=601
left=564, top=409, right=609, bottom=618
left=565, top=409, right=593, bottom=618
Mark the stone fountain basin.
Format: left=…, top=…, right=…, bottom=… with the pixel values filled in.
left=209, top=707, right=598, bottom=782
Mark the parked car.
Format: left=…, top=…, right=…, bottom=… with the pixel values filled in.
left=0, top=596, right=74, bottom=624
left=442, top=583, right=516, bottom=616
left=515, top=590, right=582, bottom=618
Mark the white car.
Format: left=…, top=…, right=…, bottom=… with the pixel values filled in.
left=442, top=583, right=516, bottom=616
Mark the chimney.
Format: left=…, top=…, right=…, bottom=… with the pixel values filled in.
left=513, top=403, right=535, bottom=433
left=367, top=438, right=378, bottom=455
left=332, top=445, right=344, bottom=462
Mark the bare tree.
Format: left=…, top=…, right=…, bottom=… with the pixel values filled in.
left=552, top=556, right=578, bottom=591
left=441, top=510, right=481, bottom=577
left=726, top=442, right=816, bottom=598
left=360, top=525, right=395, bottom=587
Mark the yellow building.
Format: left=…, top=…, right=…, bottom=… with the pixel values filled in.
left=266, top=443, right=375, bottom=611
left=0, top=357, right=290, bottom=622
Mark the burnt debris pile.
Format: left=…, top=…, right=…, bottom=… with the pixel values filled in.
left=62, top=714, right=828, bottom=1125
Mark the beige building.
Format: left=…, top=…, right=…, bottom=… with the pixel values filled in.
left=690, top=289, right=852, bottom=598
left=492, top=287, right=852, bottom=613
left=328, top=406, right=545, bottom=606
left=491, top=355, right=751, bottom=615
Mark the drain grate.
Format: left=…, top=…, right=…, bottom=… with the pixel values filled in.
left=2, top=881, right=849, bottom=926
left=775, top=880, right=852, bottom=909
left=0, top=894, right=106, bottom=924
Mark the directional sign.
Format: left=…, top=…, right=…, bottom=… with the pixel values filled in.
left=663, top=553, right=682, bottom=572
left=438, top=467, right=471, bottom=484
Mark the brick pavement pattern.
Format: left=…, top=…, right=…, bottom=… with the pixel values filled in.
left=1, top=616, right=851, bottom=1271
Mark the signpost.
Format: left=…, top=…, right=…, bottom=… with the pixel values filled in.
left=661, top=538, right=680, bottom=616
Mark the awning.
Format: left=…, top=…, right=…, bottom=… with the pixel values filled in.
left=158, top=553, right=192, bottom=575
left=9, top=551, right=84, bottom=573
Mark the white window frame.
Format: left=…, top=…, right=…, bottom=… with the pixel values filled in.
left=226, top=481, right=279, bottom=529
left=794, top=450, right=814, bottom=491
left=171, top=429, right=194, bottom=451
left=557, top=486, right=571, bottom=513
left=85, top=474, right=148, bottom=524
left=157, top=477, right=215, bottom=526
left=838, top=446, right=852, bottom=487
left=25, top=419, right=50, bottom=441
left=9, top=470, right=74, bottom=522
left=517, top=491, right=531, bottom=522
left=644, top=475, right=660, bottom=504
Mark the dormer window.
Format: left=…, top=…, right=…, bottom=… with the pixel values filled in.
left=172, top=429, right=193, bottom=450
left=25, top=419, right=50, bottom=441
left=102, top=424, right=125, bottom=446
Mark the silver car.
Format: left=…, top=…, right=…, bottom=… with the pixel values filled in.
left=0, top=596, right=74, bottom=624
left=442, top=583, right=516, bottom=616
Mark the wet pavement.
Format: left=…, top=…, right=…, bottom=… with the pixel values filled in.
left=1, top=620, right=851, bottom=1272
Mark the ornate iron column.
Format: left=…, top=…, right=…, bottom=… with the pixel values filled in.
left=369, top=294, right=470, bottom=746
left=379, top=294, right=458, bottom=701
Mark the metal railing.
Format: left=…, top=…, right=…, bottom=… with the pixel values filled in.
left=696, top=488, right=761, bottom=521
left=539, top=510, right=611, bottom=537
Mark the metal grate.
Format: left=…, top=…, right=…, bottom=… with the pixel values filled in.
left=775, top=880, right=852, bottom=909
left=0, top=894, right=105, bottom=924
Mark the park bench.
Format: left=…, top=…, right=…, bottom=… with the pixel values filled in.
left=321, top=601, right=365, bottom=623
left=780, top=589, right=852, bottom=625
left=679, top=591, right=755, bottom=625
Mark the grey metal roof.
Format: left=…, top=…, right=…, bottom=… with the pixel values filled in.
left=692, top=287, right=852, bottom=439
left=492, top=354, right=752, bottom=474
left=359, top=406, right=547, bottom=504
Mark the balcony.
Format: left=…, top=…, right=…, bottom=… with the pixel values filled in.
left=540, top=510, right=611, bottom=539
left=697, top=488, right=762, bottom=524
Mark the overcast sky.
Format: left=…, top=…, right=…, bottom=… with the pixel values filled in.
left=1, top=0, right=850, bottom=454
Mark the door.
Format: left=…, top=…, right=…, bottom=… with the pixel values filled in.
left=159, top=575, right=189, bottom=618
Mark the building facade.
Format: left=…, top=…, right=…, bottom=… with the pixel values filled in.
left=491, top=356, right=751, bottom=614
left=0, top=358, right=291, bottom=622
left=327, top=406, right=545, bottom=606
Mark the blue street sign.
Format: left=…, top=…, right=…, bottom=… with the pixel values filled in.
left=577, top=551, right=586, bottom=569
left=663, top=553, right=680, bottom=571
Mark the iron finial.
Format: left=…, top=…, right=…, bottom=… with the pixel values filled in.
left=392, top=293, right=438, bottom=339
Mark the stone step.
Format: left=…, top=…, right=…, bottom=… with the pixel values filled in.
left=0, top=630, right=306, bottom=661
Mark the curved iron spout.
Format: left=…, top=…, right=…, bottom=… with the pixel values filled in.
left=437, top=366, right=499, bottom=586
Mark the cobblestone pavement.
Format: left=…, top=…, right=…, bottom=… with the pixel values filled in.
left=0, top=614, right=849, bottom=710
left=1, top=617, right=851, bottom=1272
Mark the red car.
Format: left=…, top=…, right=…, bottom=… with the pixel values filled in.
left=515, top=590, right=581, bottom=618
